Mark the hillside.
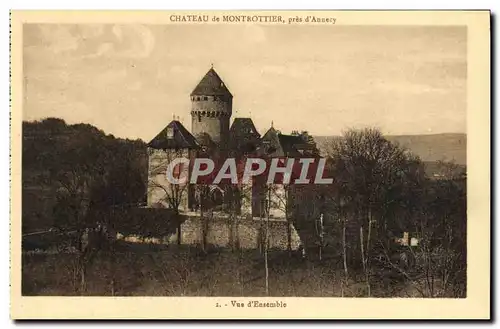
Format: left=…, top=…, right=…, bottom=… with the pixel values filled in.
left=22, top=118, right=148, bottom=233
left=314, top=133, right=466, bottom=165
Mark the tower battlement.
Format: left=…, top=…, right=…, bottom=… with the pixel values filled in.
left=190, top=67, right=232, bottom=144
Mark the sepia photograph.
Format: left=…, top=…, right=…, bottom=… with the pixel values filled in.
left=10, top=10, right=490, bottom=319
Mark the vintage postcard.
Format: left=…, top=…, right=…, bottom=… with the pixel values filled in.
left=10, top=10, right=490, bottom=320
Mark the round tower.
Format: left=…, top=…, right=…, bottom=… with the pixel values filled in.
left=190, top=67, right=233, bottom=144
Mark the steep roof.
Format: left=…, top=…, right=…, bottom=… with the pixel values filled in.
left=277, top=134, right=303, bottom=157
left=279, top=134, right=319, bottom=156
left=191, top=68, right=233, bottom=97
left=261, top=126, right=279, bottom=142
left=261, top=127, right=318, bottom=157
left=260, top=127, right=284, bottom=157
left=230, top=118, right=260, bottom=138
left=147, top=120, right=199, bottom=150
left=278, top=134, right=304, bottom=149
left=229, top=118, right=261, bottom=153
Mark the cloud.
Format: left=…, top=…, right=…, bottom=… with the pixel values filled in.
left=30, top=24, right=155, bottom=60
left=24, top=24, right=466, bottom=137
left=86, top=25, right=156, bottom=59
left=37, top=25, right=79, bottom=54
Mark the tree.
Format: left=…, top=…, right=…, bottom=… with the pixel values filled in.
left=269, top=183, right=294, bottom=256
left=49, top=139, right=111, bottom=292
left=327, top=127, right=425, bottom=296
left=23, top=118, right=148, bottom=294
left=290, top=183, right=326, bottom=260
left=195, top=184, right=219, bottom=254
left=147, top=148, right=190, bottom=245
left=377, top=161, right=466, bottom=297
left=222, top=182, right=252, bottom=251
left=264, top=185, right=272, bottom=296
left=90, top=147, right=146, bottom=209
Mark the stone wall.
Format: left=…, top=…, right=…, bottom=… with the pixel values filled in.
left=191, top=96, right=232, bottom=143
left=173, top=214, right=301, bottom=250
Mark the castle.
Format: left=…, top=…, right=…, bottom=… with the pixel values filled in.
left=145, top=67, right=319, bottom=249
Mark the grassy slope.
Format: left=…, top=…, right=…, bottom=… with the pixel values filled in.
left=22, top=243, right=418, bottom=298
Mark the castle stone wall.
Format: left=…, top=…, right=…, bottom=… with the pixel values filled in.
left=171, top=214, right=301, bottom=250
left=191, top=96, right=232, bottom=143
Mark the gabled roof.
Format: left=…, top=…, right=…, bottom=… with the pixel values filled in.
left=277, top=134, right=303, bottom=157
left=230, top=118, right=260, bottom=138
left=279, top=134, right=319, bottom=156
left=261, top=126, right=279, bottom=142
left=260, top=127, right=285, bottom=157
left=278, top=134, right=304, bottom=149
left=147, top=120, right=199, bottom=150
left=261, top=127, right=318, bottom=157
left=229, top=118, right=261, bottom=154
left=191, top=68, right=233, bottom=97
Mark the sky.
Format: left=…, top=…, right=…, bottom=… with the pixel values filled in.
left=23, top=24, right=466, bottom=142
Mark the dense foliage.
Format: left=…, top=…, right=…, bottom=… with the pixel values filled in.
left=22, top=118, right=148, bottom=234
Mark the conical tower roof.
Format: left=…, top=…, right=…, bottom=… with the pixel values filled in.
left=191, top=67, right=232, bottom=97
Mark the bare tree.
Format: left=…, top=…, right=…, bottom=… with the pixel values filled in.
left=340, top=199, right=350, bottom=287
left=264, top=185, right=271, bottom=296
left=195, top=184, right=215, bottom=254
left=268, top=183, right=294, bottom=256
left=327, top=127, right=424, bottom=296
left=223, top=182, right=252, bottom=251
left=376, top=161, right=466, bottom=298
left=51, top=163, right=113, bottom=293
left=147, top=148, right=190, bottom=245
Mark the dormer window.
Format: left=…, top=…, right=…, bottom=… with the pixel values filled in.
left=167, top=127, right=174, bottom=139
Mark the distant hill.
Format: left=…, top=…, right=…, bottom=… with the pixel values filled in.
left=314, top=133, right=466, bottom=166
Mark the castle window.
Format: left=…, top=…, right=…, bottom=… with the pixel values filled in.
left=167, top=127, right=174, bottom=139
